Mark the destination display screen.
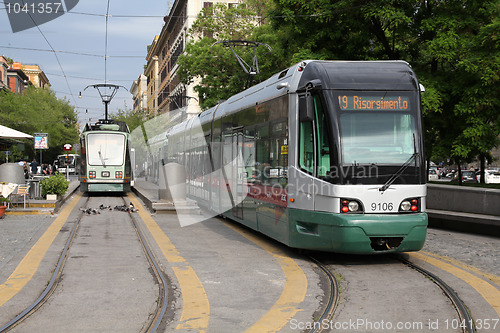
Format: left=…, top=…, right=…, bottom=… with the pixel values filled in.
left=338, top=95, right=410, bottom=111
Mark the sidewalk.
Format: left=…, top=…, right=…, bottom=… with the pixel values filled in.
left=132, top=177, right=199, bottom=214
left=4, top=179, right=80, bottom=215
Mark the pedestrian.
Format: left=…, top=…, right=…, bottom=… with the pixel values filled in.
left=30, top=159, right=38, bottom=175
left=23, top=161, right=29, bottom=179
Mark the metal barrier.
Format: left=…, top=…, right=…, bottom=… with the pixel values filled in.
left=27, top=176, right=46, bottom=199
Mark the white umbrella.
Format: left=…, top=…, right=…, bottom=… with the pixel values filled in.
left=0, top=124, right=33, bottom=139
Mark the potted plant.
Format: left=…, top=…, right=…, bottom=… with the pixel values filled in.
left=40, top=173, right=69, bottom=200
left=0, top=197, right=9, bottom=218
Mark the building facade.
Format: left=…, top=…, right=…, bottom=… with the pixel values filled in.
left=144, top=0, right=241, bottom=118
left=7, top=62, right=30, bottom=94
left=130, top=74, right=148, bottom=112
left=0, top=56, right=9, bottom=91
left=145, top=36, right=160, bottom=115
left=0, top=58, right=50, bottom=93
left=21, top=64, right=50, bottom=88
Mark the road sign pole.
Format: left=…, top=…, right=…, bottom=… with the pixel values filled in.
left=63, top=144, right=72, bottom=181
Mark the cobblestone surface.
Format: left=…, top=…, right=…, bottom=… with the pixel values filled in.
left=423, top=227, right=500, bottom=276
left=0, top=214, right=54, bottom=272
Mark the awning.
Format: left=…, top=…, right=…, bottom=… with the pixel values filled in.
left=0, top=125, right=33, bottom=139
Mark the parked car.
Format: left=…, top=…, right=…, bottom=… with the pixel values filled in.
left=462, top=170, right=478, bottom=183
left=450, top=170, right=477, bottom=183
left=485, top=169, right=500, bottom=184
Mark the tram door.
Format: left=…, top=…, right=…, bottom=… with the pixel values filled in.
left=232, top=130, right=244, bottom=220
left=222, top=129, right=244, bottom=220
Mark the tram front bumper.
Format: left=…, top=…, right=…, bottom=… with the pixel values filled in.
left=289, top=209, right=428, bottom=254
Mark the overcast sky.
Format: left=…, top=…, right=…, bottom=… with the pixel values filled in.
left=0, top=1, right=172, bottom=125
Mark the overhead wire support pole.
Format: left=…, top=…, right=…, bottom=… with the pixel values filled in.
left=211, top=40, right=272, bottom=89
left=82, top=84, right=128, bottom=121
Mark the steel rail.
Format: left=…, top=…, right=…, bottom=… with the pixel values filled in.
left=397, top=255, right=476, bottom=333
left=0, top=197, right=88, bottom=333
left=307, top=256, right=340, bottom=333
left=126, top=197, right=169, bottom=333
left=1, top=195, right=170, bottom=333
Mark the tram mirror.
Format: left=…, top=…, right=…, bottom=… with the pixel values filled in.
left=299, top=94, right=314, bottom=122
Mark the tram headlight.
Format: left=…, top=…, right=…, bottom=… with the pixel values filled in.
left=399, top=198, right=420, bottom=213
left=89, top=171, right=96, bottom=179
left=348, top=201, right=359, bottom=212
left=400, top=201, right=411, bottom=211
left=341, top=198, right=362, bottom=213
left=115, top=171, right=123, bottom=179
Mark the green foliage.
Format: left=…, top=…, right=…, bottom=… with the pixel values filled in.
left=178, top=2, right=279, bottom=109
left=0, top=86, right=79, bottom=162
left=112, top=107, right=151, bottom=133
left=178, top=0, right=499, bottom=174
left=40, top=173, right=69, bottom=197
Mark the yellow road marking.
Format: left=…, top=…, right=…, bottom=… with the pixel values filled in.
left=224, top=222, right=308, bottom=333
left=410, top=252, right=500, bottom=316
left=420, top=250, right=500, bottom=287
left=0, top=192, right=82, bottom=307
left=127, top=194, right=210, bottom=332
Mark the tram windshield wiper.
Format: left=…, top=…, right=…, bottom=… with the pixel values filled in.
left=379, top=135, right=419, bottom=192
left=379, top=152, right=418, bottom=192
left=98, top=149, right=106, bottom=168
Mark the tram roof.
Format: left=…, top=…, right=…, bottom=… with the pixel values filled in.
left=207, top=60, right=419, bottom=119
left=297, top=60, right=419, bottom=91
left=82, top=120, right=130, bottom=133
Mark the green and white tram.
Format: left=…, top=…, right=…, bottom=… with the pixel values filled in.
left=165, top=60, right=427, bottom=254
left=80, top=120, right=133, bottom=193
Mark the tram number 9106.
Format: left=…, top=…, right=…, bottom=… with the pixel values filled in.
left=371, top=202, right=394, bottom=212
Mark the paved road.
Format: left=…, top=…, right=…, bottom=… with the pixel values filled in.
left=1, top=194, right=498, bottom=332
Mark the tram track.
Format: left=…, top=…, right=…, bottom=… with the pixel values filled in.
left=0, top=196, right=88, bottom=333
left=126, top=197, right=169, bottom=332
left=308, top=252, right=476, bottom=333
left=0, top=194, right=170, bottom=333
left=397, top=254, right=476, bottom=333
left=307, top=255, right=340, bottom=333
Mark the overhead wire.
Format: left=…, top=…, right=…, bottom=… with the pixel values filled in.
left=4, top=1, right=368, bottom=119
left=104, top=0, right=111, bottom=85
left=16, top=0, right=79, bottom=109
left=0, top=45, right=144, bottom=58
left=0, top=1, right=169, bottom=123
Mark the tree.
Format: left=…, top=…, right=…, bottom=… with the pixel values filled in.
left=270, top=0, right=500, bottom=183
left=112, top=107, right=151, bottom=133
left=411, top=0, right=500, bottom=183
left=178, top=2, right=278, bottom=109
left=0, top=86, right=79, bottom=163
left=178, top=0, right=499, bottom=184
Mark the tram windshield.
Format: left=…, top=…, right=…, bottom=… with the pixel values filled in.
left=336, top=91, right=418, bottom=165
left=87, top=133, right=125, bottom=166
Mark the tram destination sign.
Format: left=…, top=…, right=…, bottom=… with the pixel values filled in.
left=338, top=95, right=410, bottom=111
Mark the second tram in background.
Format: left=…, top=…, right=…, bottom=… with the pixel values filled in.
left=79, top=120, right=133, bottom=193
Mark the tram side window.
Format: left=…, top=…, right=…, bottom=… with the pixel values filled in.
left=299, top=94, right=331, bottom=176
left=255, top=125, right=270, bottom=185
left=299, top=95, right=314, bottom=174
left=315, top=95, right=331, bottom=177
left=271, top=121, right=288, bottom=185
